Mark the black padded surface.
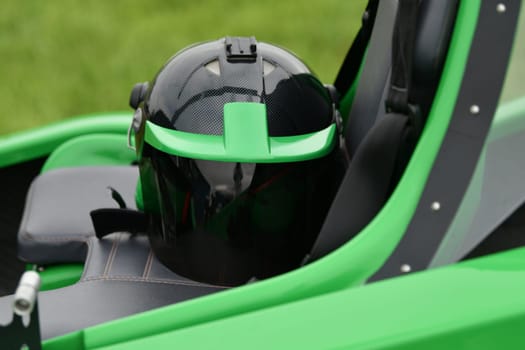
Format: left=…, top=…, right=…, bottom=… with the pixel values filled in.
left=412, top=0, right=458, bottom=88
left=313, top=0, right=458, bottom=262
left=0, top=233, right=227, bottom=340
left=345, top=0, right=458, bottom=154
left=18, top=166, right=139, bottom=264
left=344, top=0, right=398, bottom=156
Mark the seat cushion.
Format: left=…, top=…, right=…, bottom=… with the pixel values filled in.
left=1, top=233, right=227, bottom=340
left=18, top=166, right=139, bottom=264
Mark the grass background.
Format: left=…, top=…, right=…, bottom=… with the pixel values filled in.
left=0, top=0, right=366, bottom=135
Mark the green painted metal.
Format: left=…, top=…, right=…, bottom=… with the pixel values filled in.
left=31, top=264, right=84, bottom=292
left=144, top=102, right=337, bottom=163
left=40, top=1, right=482, bottom=349
left=0, top=112, right=131, bottom=168
left=41, top=134, right=136, bottom=173
left=83, top=247, right=525, bottom=350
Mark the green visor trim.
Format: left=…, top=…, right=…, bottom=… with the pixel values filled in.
left=144, top=102, right=336, bottom=163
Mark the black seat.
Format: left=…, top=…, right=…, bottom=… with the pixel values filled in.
left=17, top=166, right=139, bottom=264
left=345, top=0, right=457, bottom=155
left=309, top=0, right=458, bottom=260
left=4, top=165, right=227, bottom=340
left=1, top=233, right=227, bottom=340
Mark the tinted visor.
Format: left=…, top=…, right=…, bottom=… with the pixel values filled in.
left=148, top=152, right=339, bottom=286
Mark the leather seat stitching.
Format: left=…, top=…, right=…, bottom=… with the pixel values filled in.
left=143, top=249, right=154, bottom=278
left=103, top=233, right=121, bottom=277
left=81, top=275, right=230, bottom=289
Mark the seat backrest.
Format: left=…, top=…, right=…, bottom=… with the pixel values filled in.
left=345, top=0, right=458, bottom=156
left=309, top=0, right=459, bottom=260
left=344, top=0, right=398, bottom=157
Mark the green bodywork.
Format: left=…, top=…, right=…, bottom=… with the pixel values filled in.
left=42, top=133, right=136, bottom=173
left=45, top=246, right=525, bottom=350
left=28, top=264, right=84, bottom=292
left=0, top=113, right=132, bottom=168
left=1, top=0, right=524, bottom=348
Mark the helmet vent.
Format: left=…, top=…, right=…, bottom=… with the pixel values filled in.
left=263, top=59, right=276, bottom=76
left=205, top=60, right=221, bottom=76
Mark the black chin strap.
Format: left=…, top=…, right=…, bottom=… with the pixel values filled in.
left=90, top=208, right=149, bottom=239
left=90, top=186, right=149, bottom=238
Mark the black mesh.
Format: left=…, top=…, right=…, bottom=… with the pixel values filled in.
left=144, top=38, right=332, bottom=137
left=173, top=87, right=261, bottom=135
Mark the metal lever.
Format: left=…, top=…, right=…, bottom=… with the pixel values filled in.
left=0, top=271, right=42, bottom=350
left=13, top=271, right=41, bottom=317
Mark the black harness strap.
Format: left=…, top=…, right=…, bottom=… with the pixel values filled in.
left=333, top=0, right=379, bottom=95
left=386, top=0, right=419, bottom=114
left=90, top=186, right=149, bottom=238
left=308, top=0, right=420, bottom=262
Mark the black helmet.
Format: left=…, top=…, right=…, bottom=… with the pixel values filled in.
left=130, top=37, right=344, bottom=286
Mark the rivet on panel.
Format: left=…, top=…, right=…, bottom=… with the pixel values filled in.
left=400, top=264, right=412, bottom=273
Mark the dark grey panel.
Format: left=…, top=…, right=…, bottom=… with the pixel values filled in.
left=370, top=0, right=522, bottom=281
left=431, top=128, right=525, bottom=265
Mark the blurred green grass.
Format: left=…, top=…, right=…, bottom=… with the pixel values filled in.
left=0, top=0, right=366, bottom=135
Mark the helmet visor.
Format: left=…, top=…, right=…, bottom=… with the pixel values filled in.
left=144, top=102, right=337, bottom=163
left=147, top=151, right=339, bottom=285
